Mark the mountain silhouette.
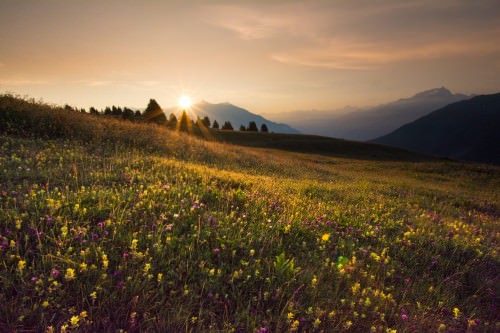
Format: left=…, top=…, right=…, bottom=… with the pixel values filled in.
left=373, top=93, right=500, bottom=164
left=271, top=87, right=470, bottom=140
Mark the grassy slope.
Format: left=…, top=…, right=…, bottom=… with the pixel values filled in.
left=0, top=96, right=499, bottom=332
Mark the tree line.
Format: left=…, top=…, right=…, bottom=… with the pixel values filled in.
left=73, top=98, right=270, bottom=133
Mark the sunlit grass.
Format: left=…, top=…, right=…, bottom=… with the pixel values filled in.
left=0, top=95, right=499, bottom=332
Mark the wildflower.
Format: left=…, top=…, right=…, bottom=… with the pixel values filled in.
left=352, top=282, right=360, bottom=294
left=65, top=268, right=76, bottom=281
left=313, top=318, right=321, bottom=328
left=311, top=275, right=318, bottom=288
left=438, top=324, right=446, bottom=332
left=42, top=300, right=49, bottom=308
left=321, top=233, right=330, bottom=242
left=213, top=248, right=220, bottom=253
left=143, top=263, right=151, bottom=274
left=290, top=320, right=300, bottom=331
left=287, top=312, right=294, bottom=321
left=250, top=249, right=255, bottom=256
left=401, top=314, right=407, bottom=320
left=101, top=253, right=108, bottom=269
left=345, top=320, right=352, bottom=329
left=453, top=307, right=460, bottom=319
left=157, top=273, right=163, bottom=283
left=90, top=291, right=97, bottom=300
left=70, top=315, right=79, bottom=327
left=131, top=239, right=138, bottom=251
left=79, top=311, right=87, bottom=318
left=18, top=260, right=26, bottom=272
left=79, top=262, right=87, bottom=272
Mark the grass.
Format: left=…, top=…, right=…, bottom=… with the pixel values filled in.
left=0, top=95, right=499, bottom=332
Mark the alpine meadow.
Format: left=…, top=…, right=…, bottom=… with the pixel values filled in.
left=1, top=1, right=500, bottom=332
left=0, top=95, right=498, bottom=332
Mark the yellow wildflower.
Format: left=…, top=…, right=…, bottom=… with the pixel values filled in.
left=18, top=260, right=26, bottom=272
left=70, top=315, right=79, bottom=327
left=321, top=233, right=330, bottom=242
left=65, top=268, right=76, bottom=281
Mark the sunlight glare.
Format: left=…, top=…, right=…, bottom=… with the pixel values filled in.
left=178, top=95, right=192, bottom=109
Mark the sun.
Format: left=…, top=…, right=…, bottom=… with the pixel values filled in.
left=178, top=95, right=192, bottom=109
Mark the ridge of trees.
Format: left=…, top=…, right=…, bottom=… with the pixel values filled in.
left=68, top=98, right=271, bottom=133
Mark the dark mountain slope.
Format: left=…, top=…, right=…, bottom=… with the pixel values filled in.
left=373, top=93, right=500, bottom=164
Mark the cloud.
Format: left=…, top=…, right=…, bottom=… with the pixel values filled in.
left=272, top=34, right=500, bottom=70
left=203, top=5, right=299, bottom=40
left=203, top=1, right=500, bottom=70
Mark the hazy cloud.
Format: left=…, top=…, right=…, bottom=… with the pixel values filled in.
left=206, top=1, right=500, bottom=70
left=204, top=5, right=298, bottom=40
left=272, top=32, right=500, bottom=70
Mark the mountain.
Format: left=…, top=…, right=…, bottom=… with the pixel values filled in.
left=373, top=93, right=500, bottom=164
left=165, top=101, right=299, bottom=134
left=269, top=87, right=470, bottom=141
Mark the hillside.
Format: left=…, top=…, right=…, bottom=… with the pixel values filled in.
left=165, top=101, right=300, bottom=134
left=1, top=95, right=499, bottom=332
left=210, top=131, right=430, bottom=161
left=373, top=93, right=500, bottom=164
left=270, top=87, right=470, bottom=140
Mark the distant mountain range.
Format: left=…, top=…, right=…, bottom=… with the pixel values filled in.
left=269, top=87, right=470, bottom=140
left=164, top=101, right=299, bottom=134
left=373, top=93, right=500, bottom=164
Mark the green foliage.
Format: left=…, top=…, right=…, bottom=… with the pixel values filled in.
left=274, top=252, right=296, bottom=281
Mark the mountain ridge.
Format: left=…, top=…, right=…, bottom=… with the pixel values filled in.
left=267, top=87, right=471, bottom=140
left=373, top=92, right=500, bottom=164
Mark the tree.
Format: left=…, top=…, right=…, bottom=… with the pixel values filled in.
left=178, top=110, right=190, bottom=132
left=247, top=121, right=258, bottom=132
left=89, top=107, right=99, bottom=115
left=260, top=123, right=269, bottom=133
left=239, top=124, right=246, bottom=131
left=135, top=110, right=142, bottom=117
left=104, top=107, right=112, bottom=115
left=143, top=98, right=167, bottom=124
left=202, top=116, right=211, bottom=128
left=168, top=113, right=178, bottom=128
left=122, top=107, right=134, bottom=120
left=222, top=121, right=233, bottom=130
left=111, top=106, right=123, bottom=117
left=212, top=120, right=219, bottom=129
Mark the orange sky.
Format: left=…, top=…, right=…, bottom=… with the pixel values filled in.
left=1, top=0, right=500, bottom=115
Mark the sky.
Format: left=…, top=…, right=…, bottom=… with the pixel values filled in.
left=1, top=0, right=500, bottom=116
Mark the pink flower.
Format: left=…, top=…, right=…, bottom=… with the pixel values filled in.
left=213, top=248, right=220, bottom=253
left=402, top=314, right=408, bottom=320
left=52, top=269, right=60, bottom=277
